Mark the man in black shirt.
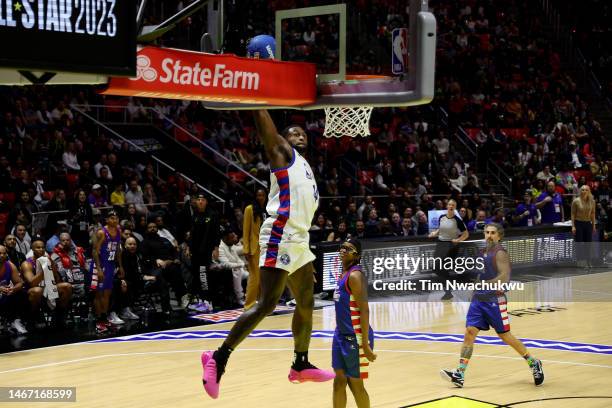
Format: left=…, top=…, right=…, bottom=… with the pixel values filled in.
left=4, top=234, right=25, bottom=268
left=189, top=193, right=220, bottom=304
left=140, top=222, right=188, bottom=313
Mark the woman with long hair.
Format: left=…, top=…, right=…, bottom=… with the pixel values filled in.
left=242, top=188, right=268, bottom=310
left=571, top=185, right=596, bottom=267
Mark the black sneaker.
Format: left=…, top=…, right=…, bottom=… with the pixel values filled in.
left=440, top=369, right=464, bottom=388
left=441, top=292, right=454, bottom=301
left=531, top=359, right=544, bottom=386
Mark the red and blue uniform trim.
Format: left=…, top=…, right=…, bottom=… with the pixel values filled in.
left=264, top=169, right=290, bottom=268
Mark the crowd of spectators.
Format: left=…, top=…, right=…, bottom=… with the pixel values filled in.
left=0, top=0, right=610, bottom=334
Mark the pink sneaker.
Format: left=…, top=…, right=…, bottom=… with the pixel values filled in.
left=288, top=366, right=335, bottom=383
left=201, top=351, right=220, bottom=399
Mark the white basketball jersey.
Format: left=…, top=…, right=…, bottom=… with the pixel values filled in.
left=260, top=149, right=319, bottom=247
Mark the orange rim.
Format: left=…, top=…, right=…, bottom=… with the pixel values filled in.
left=344, top=74, right=391, bottom=81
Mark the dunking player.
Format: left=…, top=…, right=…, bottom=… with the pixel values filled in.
left=91, top=210, right=123, bottom=334
left=201, top=109, right=335, bottom=398
left=441, top=223, right=544, bottom=387
left=333, top=238, right=376, bottom=408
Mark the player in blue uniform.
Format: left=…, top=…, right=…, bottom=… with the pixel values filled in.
left=91, top=210, right=123, bottom=334
left=332, top=238, right=376, bottom=408
left=441, top=223, right=544, bottom=388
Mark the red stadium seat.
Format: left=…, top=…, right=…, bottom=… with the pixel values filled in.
left=228, top=172, right=247, bottom=183
left=1, top=192, right=16, bottom=206
left=66, top=173, right=79, bottom=189
left=573, top=169, right=592, bottom=182
left=0, top=212, right=7, bottom=238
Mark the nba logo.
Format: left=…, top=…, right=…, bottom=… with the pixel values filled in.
left=392, top=28, right=408, bottom=74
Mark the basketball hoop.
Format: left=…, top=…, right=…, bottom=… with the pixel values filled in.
left=321, top=75, right=390, bottom=138
left=323, top=106, right=373, bottom=138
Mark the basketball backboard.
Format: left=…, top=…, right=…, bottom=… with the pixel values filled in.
left=202, top=0, right=435, bottom=110
left=276, top=0, right=435, bottom=109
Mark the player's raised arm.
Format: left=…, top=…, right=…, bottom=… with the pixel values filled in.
left=252, top=110, right=293, bottom=169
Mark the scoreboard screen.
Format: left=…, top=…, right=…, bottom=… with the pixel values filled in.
left=0, top=0, right=136, bottom=76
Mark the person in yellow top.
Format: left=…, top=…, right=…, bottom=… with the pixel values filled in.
left=242, top=188, right=268, bottom=310
left=110, top=183, right=126, bottom=206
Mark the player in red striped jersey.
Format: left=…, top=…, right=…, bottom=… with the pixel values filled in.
left=332, top=238, right=376, bottom=408
left=441, top=223, right=544, bottom=388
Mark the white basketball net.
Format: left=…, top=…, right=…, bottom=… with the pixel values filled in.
left=323, top=106, right=373, bottom=138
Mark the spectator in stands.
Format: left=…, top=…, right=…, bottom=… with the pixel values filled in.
left=328, top=220, right=350, bottom=242
left=0, top=245, right=27, bottom=334
left=4, top=234, right=25, bottom=267
left=110, top=183, right=126, bottom=206
left=513, top=192, right=539, bottom=227
left=88, top=184, right=108, bottom=208
left=357, top=196, right=375, bottom=221
left=572, top=185, right=596, bottom=267
left=310, top=213, right=329, bottom=243
left=449, top=167, right=466, bottom=193
left=590, top=155, right=608, bottom=180
left=13, top=223, right=30, bottom=258
left=94, top=154, right=111, bottom=179
left=62, top=142, right=80, bottom=172
left=142, top=183, right=157, bottom=208
left=45, top=189, right=67, bottom=212
left=68, top=189, right=93, bottom=248
left=218, top=226, right=247, bottom=306
left=556, top=164, right=579, bottom=197
left=96, top=167, right=113, bottom=194
left=50, top=233, right=87, bottom=300
left=536, top=180, right=564, bottom=224
left=467, top=210, right=487, bottom=232
left=400, top=217, right=416, bottom=237
left=140, top=222, right=189, bottom=314
left=344, top=202, right=359, bottom=233
left=487, top=208, right=509, bottom=229
left=155, top=214, right=178, bottom=248
left=536, top=165, right=555, bottom=182
left=188, top=193, right=220, bottom=308
left=78, top=160, right=96, bottom=187
left=354, top=220, right=366, bottom=239
left=46, top=221, right=70, bottom=253
left=115, top=237, right=142, bottom=321
left=566, top=141, right=586, bottom=169
left=365, top=209, right=380, bottom=238
left=11, top=191, right=37, bottom=229
left=432, top=131, right=450, bottom=155
left=388, top=213, right=402, bottom=236
left=416, top=211, right=429, bottom=236
left=21, top=237, right=73, bottom=329
left=123, top=203, right=139, bottom=229
left=126, top=179, right=146, bottom=214
left=51, top=101, right=73, bottom=123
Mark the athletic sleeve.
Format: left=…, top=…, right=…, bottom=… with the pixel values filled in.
left=454, top=215, right=467, bottom=232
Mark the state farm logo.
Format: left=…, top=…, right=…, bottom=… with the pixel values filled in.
left=130, top=52, right=260, bottom=91
left=132, top=55, right=158, bottom=82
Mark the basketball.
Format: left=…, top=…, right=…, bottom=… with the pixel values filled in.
left=246, top=34, right=276, bottom=59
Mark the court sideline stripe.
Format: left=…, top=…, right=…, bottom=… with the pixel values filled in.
left=0, top=347, right=611, bottom=376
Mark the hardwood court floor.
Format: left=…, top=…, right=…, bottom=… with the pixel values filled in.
left=1, top=271, right=611, bottom=408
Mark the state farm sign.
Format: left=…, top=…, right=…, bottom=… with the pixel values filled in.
left=101, top=46, right=317, bottom=106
